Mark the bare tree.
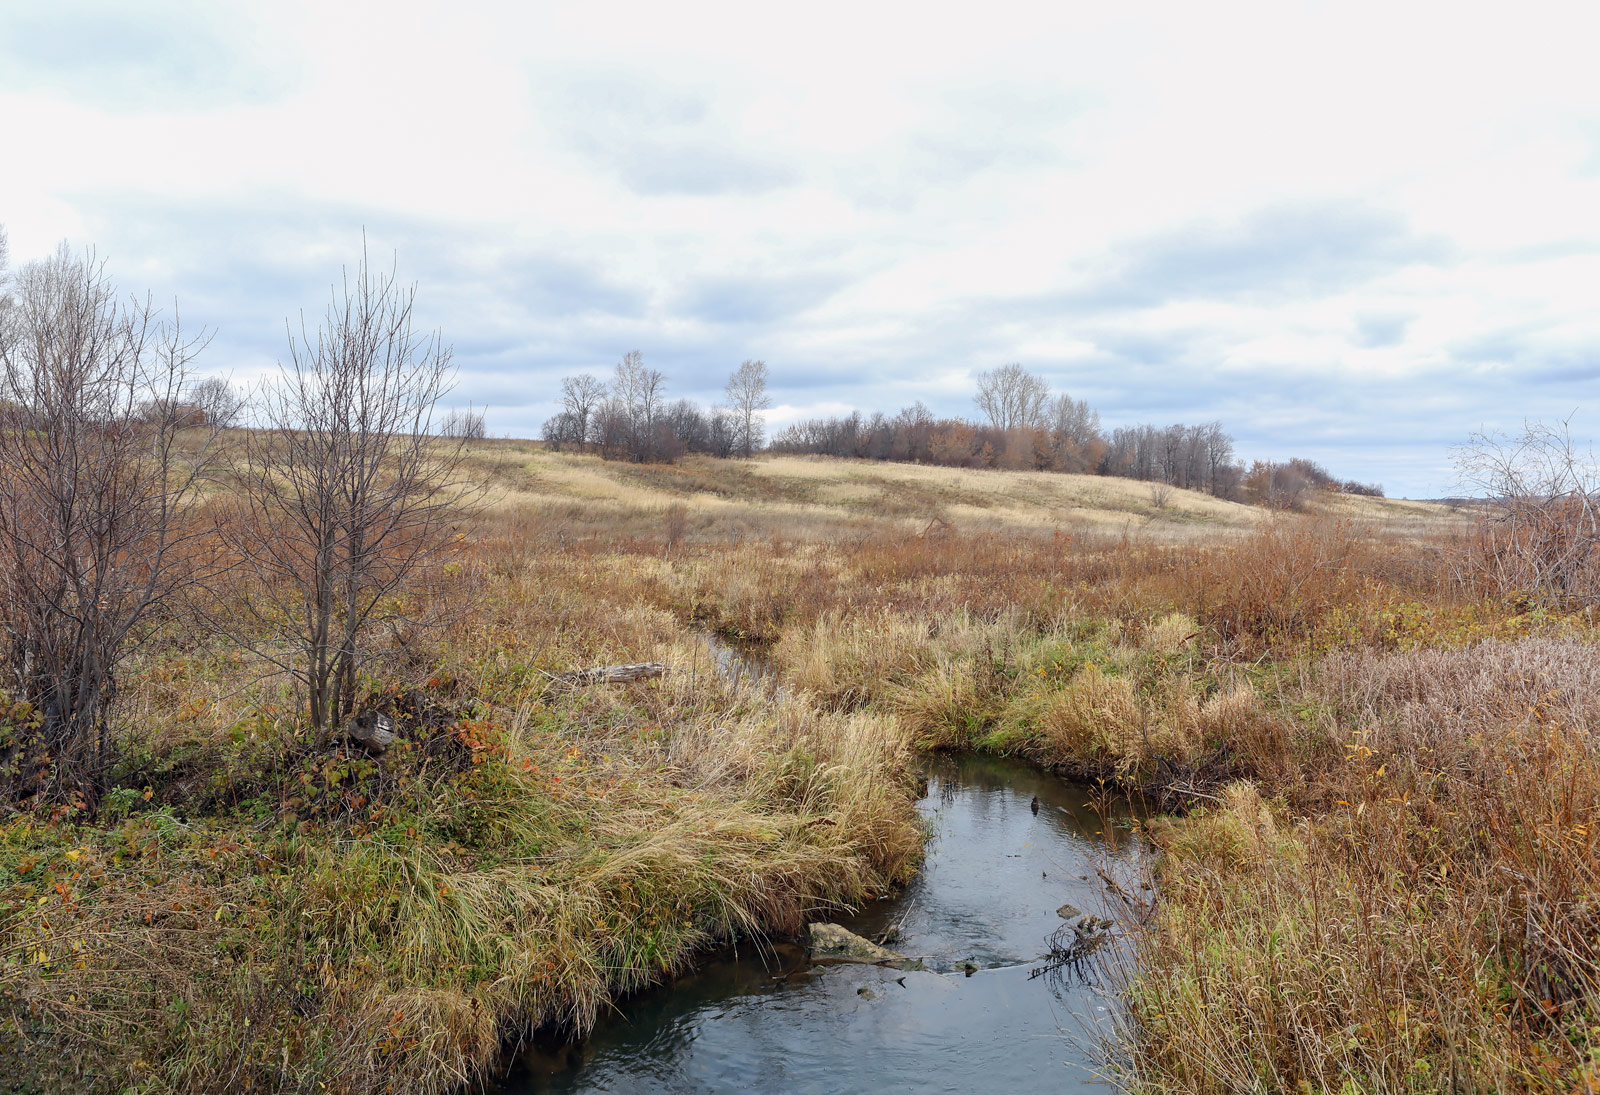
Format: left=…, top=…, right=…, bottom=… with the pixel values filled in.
left=707, top=406, right=738, bottom=458
left=558, top=374, right=606, bottom=446
left=1200, top=422, right=1234, bottom=496
left=724, top=359, right=771, bottom=458
left=0, top=245, right=218, bottom=802
left=599, top=351, right=668, bottom=462
left=192, top=375, right=245, bottom=428
left=1455, top=418, right=1600, bottom=606
left=974, top=363, right=1050, bottom=433
left=1048, top=392, right=1102, bottom=471
left=234, top=248, right=472, bottom=737
left=440, top=406, right=487, bottom=440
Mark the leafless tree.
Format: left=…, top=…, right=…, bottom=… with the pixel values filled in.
left=440, top=406, right=487, bottom=440
left=1048, top=392, right=1102, bottom=471
left=724, top=359, right=771, bottom=458
left=1455, top=418, right=1600, bottom=606
left=707, top=406, right=738, bottom=458
left=1200, top=422, right=1234, bottom=494
left=558, top=374, right=606, bottom=445
left=233, top=248, right=473, bottom=737
left=598, top=351, right=668, bottom=462
left=0, top=244, right=219, bottom=802
left=192, top=375, right=245, bottom=428
left=974, top=363, right=1050, bottom=432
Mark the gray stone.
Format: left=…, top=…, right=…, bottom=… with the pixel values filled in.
left=807, top=922, right=905, bottom=964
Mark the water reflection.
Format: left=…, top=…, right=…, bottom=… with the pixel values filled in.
left=502, top=754, right=1143, bottom=1095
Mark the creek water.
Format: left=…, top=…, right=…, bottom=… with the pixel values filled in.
left=500, top=752, right=1144, bottom=1094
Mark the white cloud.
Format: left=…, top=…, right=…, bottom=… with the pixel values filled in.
left=5, top=0, right=1600, bottom=495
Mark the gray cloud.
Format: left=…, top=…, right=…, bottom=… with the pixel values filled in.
left=1069, top=202, right=1451, bottom=309
left=17, top=181, right=1589, bottom=499
left=1355, top=312, right=1412, bottom=348
left=544, top=74, right=799, bottom=196
left=674, top=271, right=847, bottom=326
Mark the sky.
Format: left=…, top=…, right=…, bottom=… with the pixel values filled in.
left=4, top=0, right=1600, bottom=497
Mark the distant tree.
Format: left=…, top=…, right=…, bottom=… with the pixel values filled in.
left=1199, top=422, right=1234, bottom=495
left=1284, top=457, right=1337, bottom=491
left=598, top=351, right=668, bottom=462
left=193, top=375, right=245, bottom=428
left=1047, top=393, right=1101, bottom=472
left=664, top=398, right=709, bottom=452
left=724, top=359, right=771, bottom=458
left=541, top=412, right=580, bottom=450
left=893, top=401, right=935, bottom=462
left=233, top=248, right=473, bottom=737
left=707, top=406, right=739, bottom=458
left=1245, top=460, right=1313, bottom=511
left=558, top=374, right=606, bottom=446
left=1342, top=479, right=1385, bottom=497
left=441, top=407, right=487, bottom=440
left=0, top=245, right=220, bottom=803
left=974, top=363, right=1049, bottom=433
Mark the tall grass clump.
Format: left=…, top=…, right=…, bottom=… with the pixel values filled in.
left=1117, top=637, right=1600, bottom=1094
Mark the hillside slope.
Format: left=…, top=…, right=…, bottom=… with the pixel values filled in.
left=465, top=444, right=1459, bottom=542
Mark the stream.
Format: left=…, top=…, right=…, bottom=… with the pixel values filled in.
left=500, top=751, right=1145, bottom=1094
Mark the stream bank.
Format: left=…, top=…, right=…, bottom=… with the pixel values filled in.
left=498, top=753, right=1144, bottom=1094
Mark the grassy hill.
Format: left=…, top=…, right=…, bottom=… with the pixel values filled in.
left=464, top=444, right=1460, bottom=544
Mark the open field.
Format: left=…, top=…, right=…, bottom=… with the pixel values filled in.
left=466, top=443, right=1463, bottom=543
left=8, top=445, right=1596, bottom=1095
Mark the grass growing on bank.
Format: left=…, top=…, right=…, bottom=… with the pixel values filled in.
left=4, top=445, right=1585, bottom=1094
left=0, top=528, right=921, bottom=1094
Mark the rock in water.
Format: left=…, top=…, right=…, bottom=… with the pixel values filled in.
left=807, top=922, right=906, bottom=964
left=1056, top=902, right=1081, bottom=920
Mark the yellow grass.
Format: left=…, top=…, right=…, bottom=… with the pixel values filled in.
left=461, top=443, right=1460, bottom=545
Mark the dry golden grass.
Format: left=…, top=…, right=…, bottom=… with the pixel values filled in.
left=462, top=445, right=1466, bottom=544
left=0, top=441, right=1526, bottom=1095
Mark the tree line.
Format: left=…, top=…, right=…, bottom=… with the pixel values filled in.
left=542, top=354, right=770, bottom=462
left=542, top=357, right=1381, bottom=503
left=772, top=363, right=1382, bottom=503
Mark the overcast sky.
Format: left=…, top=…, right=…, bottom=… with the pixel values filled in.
left=4, top=0, right=1600, bottom=496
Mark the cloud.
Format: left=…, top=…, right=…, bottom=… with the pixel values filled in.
left=546, top=73, right=799, bottom=197
left=1068, top=203, right=1452, bottom=310
left=675, top=271, right=846, bottom=326
left=1354, top=313, right=1412, bottom=348
left=9, top=0, right=1600, bottom=497
left=0, top=2, right=295, bottom=110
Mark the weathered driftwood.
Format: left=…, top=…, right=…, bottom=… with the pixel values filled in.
left=559, top=662, right=668, bottom=686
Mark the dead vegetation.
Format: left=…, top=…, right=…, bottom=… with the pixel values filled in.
left=4, top=440, right=1590, bottom=1095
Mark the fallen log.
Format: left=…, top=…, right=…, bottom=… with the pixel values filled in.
left=559, top=662, right=668, bottom=685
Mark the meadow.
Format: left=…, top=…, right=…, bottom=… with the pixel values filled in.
left=6, top=442, right=1597, bottom=1094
